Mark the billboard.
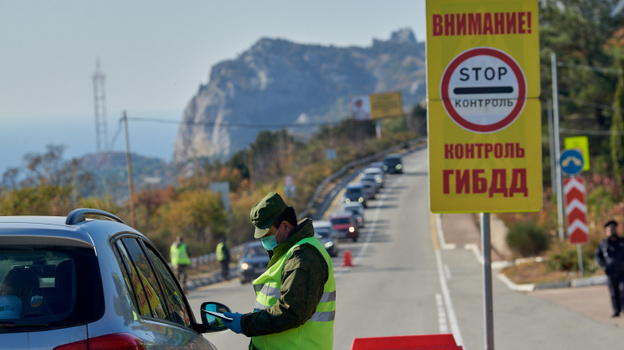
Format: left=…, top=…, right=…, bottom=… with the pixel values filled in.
left=351, top=92, right=403, bottom=120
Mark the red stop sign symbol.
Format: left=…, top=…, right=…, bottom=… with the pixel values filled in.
left=440, top=47, right=527, bottom=133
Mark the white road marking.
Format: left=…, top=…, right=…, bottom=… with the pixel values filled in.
left=436, top=293, right=449, bottom=334
left=352, top=176, right=404, bottom=266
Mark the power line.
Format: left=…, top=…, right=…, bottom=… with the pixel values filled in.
left=557, top=61, right=624, bottom=75
left=558, top=95, right=617, bottom=111
left=561, top=129, right=624, bottom=135
left=127, top=116, right=341, bottom=129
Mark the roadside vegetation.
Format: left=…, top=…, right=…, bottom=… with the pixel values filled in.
left=501, top=1, right=624, bottom=284
left=0, top=112, right=424, bottom=260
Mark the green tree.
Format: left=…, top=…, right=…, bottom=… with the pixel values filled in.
left=611, top=58, right=624, bottom=184
left=540, top=0, right=624, bottom=130
left=0, top=185, right=72, bottom=216
left=157, top=190, right=227, bottom=248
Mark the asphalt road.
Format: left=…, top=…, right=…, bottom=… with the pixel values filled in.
left=188, top=147, right=624, bottom=349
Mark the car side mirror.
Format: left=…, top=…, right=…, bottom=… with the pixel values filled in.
left=200, top=301, right=232, bottom=332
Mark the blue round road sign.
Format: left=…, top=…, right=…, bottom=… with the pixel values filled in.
left=560, top=149, right=584, bottom=175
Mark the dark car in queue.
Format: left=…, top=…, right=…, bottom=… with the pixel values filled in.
left=0, top=208, right=229, bottom=350
left=383, top=153, right=403, bottom=174
left=343, top=182, right=368, bottom=208
left=312, top=220, right=339, bottom=257
left=237, top=241, right=270, bottom=284
left=330, top=212, right=359, bottom=242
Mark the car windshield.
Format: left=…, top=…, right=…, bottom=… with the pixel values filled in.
left=315, top=228, right=332, bottom=238
left=244, top=245, right=268, bottom=259
left=331, top=218, right=351, bottom=225
left=0, top=247, right=103, bottom=332
left=346, top=188, right=362, bottom=195
left=385, top=156, right=401, bottom=165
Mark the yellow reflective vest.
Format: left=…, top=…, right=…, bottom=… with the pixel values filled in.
left=251, top=237, right=336, bottom=350
left=216, top=242, right=227, bottom=261
left=170, top=243, right=191, bottom=266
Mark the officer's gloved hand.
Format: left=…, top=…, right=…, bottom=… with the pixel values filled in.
left=222, top=312, right=243, bottom=334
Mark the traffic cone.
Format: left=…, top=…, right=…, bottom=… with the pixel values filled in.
left=342, top=250, right=353, bottom=267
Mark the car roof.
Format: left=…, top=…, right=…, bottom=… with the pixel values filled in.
left=0, top=209, right=141, bottom=249
left=330, top=212, right=353, bottom=218
left=313, top=220, right=331, bottom=228
left=346, top=183, right=364, bottom=189
left=246, top=241, right=263, bottom=248
left=342, top=202, right=362, bottom=208
left=385, top=153, right=402, bottom=159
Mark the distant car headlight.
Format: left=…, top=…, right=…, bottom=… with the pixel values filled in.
left=358, top=197, right=363, bottom=203
left=345, top=198, right=351, bottom=203
left=240, top=262, right=250, bottom=270
left=324, top=242, right=334, bottom=249
left=349, top=227, right=355, bottom=233
left=396, top=164, right=402, bottom=170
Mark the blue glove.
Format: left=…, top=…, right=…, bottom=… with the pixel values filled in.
left=222, top=312, right=243, bottom=334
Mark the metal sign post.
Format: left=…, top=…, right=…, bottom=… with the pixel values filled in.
left=481, top=213, right=494, bottom=350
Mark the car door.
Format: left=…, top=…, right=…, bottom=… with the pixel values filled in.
left=114, top=237, right=217, bottom=350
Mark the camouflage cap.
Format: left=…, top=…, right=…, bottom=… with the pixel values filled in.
left=250, top=192, right=287, bottom=238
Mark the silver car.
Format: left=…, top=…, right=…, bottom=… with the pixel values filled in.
left=0, top=208, right=229, bottom=349
left=341, top=202, right=365, bottom=228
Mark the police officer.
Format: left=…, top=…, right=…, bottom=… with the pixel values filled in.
left=216, top=236, right=230, bottom=280
left=170, top=236, right=191, bottom=292
left=594, top=220, right=624, bottom=317
left=222, top=192, right=336, bottom=349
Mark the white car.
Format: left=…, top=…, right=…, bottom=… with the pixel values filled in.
left=341, top=202, right=365, bottom=228
left=362, top=167, right=385, bottom=188
left=312, top=220, right=340, bottom=257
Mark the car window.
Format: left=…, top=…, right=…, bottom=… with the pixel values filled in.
left=331, top=217, right=351, bottom=225
left=119, top=238, right=168, bottom=320
left=316, top=228, right=331, bottom=238
left=114, top=240, right=153, bottom=317
left=144, top=246, right=192, bottom=327
left=346, top=188, right=362, bottom=195
left=0, top=247, right=103, bottom=331
left=244, top=245, right=269, bottom=259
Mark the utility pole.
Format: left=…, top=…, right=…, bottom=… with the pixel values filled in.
left=552, top=53, right=565, bottom=241
left=93, top=59, right=109, bottom=166
left=122, top=111, right=136, bottom=227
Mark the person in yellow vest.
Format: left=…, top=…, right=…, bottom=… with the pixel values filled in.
left=216, top=236, right=231, bottom=280
left=222, top=192, right=336, bottom=349
left=170, top=236, right=191, bottom=292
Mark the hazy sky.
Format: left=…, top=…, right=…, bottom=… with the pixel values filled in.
left=1, top=1, right=427, bottom=119
left=0, top=1, right=426, bottom=171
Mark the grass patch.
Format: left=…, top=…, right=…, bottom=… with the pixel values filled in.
left=501, top=261, right=590, bottom=285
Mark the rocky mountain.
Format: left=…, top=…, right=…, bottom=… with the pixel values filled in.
left=173, top=28, right=426, bottom=163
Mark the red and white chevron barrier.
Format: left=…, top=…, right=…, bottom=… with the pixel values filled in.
left=564, top=177, right=589, bottom=244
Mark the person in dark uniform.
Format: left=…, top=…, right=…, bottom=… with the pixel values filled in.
left=594, top=220, right=624, bottom=317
